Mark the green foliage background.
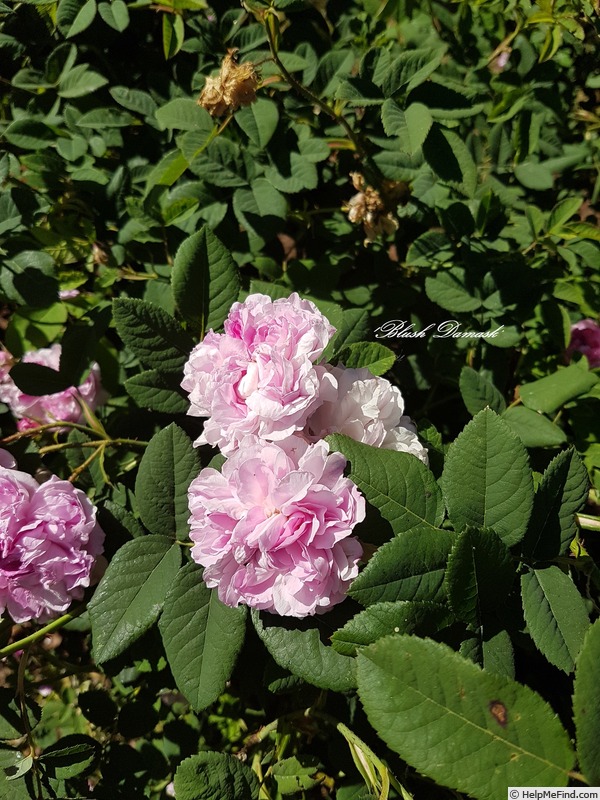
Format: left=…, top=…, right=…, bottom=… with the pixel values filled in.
left=0, top=0, right=599, bottom=797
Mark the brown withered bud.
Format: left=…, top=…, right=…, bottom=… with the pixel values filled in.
left=344, top=172, right=401, bottom=245
left=198, top=49, right=260, bottom=117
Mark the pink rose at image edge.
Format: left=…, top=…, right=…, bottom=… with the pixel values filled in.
left=0, top=344, right=106, bottom=430
left=567, top=319, right=600, bottom=369
left=181, top=293, right=336, bottom=454
left=0, top=452, right=105, bottom=624
left=188, top=437, right=365, bottom=618
left=302, top=364, right=429, bottom=464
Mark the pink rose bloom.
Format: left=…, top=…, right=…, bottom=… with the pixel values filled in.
left=0, top=345, right=105, bottom=431
left=302, top=365, right=429, bottom=463
left=181, top=293, right=335, bottom=455
left=567, top=319, right=600, bottom=368
left=188, top=437, right=365, bottom=617
left=0, top=455, right=105, bottom=623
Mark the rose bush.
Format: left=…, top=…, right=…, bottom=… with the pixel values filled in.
left=0, top=0, right=598, bottom=798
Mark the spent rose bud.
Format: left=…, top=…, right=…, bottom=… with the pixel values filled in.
left=303, top=365, right=429, bottom=463
left=0, top=344, right=105, bottom=431
left=188, top=437, right=365, bottom=617
left=567, top=319, right=600, bottom=368
left=198, top=50, right=259, bottom=117
left=0, top=453, right=105, bottom=623
left=181, top=293, right=335, bottom=455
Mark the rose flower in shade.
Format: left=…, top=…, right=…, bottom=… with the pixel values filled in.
left=188, top=437, right=365, bottom=618
left=567, top=319, right=600, bottom=369
left=0, top=451, right=105, bottom=624
left=0, top=344, right=105, bottom=431
left=181, top=293, right=335, bottom=455
left=303, top=365, right=429, bottom=464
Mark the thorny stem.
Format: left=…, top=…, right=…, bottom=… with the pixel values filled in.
left=17, top=646, right=44, bottom=800
left=38, top=437, right=149, bottom=455
left=68, top=441, right=105, bottom=483
left=0, top=606, right=86, bottom=659
left=263, top=18, right=370, bottom=164
left=1, top=420, right=102, bottom=442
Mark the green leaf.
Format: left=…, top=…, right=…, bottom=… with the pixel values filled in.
left=514, top=161, right=554, bottom=191
left=98, top=0, right=129, bottom=30
left=0, top=690, right=40, bottom=740
left=0, top=193, right=21, bottom=236
left=403, top=102, right=433, bottom=153
left=235, top=98, right=279, bottom=148
left=502, top=406, right=567, bottom=448
left=327, top=434, right=444, bottom=534
left=272, top=756, right=322, bottom=795
left=441, top=409, right=534, bottom=547
left=135, top=423, right=200, bottom=539
left=77, top=107, right=135, bottom=128
left=380, top=98, right=405, bottom=137
left=58, top=65, right=108, bottom=98
left=174, top=752, right=259, bottom=800
left=159, top=563, right=246, bottom=711
left=331, top=601, right=453, bottom=656
left=330, top=308, right=370, bottom=355
left=264, top=152, right=318, bottom=193
left=0, top=750, right=33, bottom=799
left=9, top=362, right=70, bottom=396
left=335, top=341, right=396, bottom=376
left=38, top=734, right=99, bottom=779
left=522, top=448, right=589, bottom=560
left=519, top=363, right=598, bottom=414
left=445, top=527, right=513, bottom=627
left=189, top=138, right=248, bottom=188
left=113, top=298, right=195, bottom=374
left=232, top=179, right=287, bottom=243
left=0, top=250, right=57, bottom=307
left=521, top=566, right=590, bottom=673
left=557, top=222, right=600, bottom=242
left=459, top=366, right=506, bottom=416
left=425, top=269, right=482, bottom=313
left=66, top=0, right=96, bottom=37
left=125, top=370, right=189, bottom=414
left=163, top=12, right=185, bottom=60
left=89, top=535, right=182, bottom=663
left=573, top=619, right=600, bottom=785
left=110, top=86, right=157, bottom=118
left=98, top=500, right=145, bottom=540
left=3, top=119, right=55, bottom=149
left=357, top=636, right=575, bottom=799
left=383, top=47, right=445, bottom=96
left=546, top=197, right=582, bottom=233
left=172, top=226, right=241, bottom=337
left=252, top=610, right=356, bottom=692
left=145, top=149, right=189, bottom=189
left=56, top=135, right=88, bottom=160
left=348, top=528, right=454, bottom=606
left=423, top=124, right=478, bottom=195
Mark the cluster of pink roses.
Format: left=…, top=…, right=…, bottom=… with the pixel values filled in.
left=0, top=344, right=105, bottom=431
left=0, top=449, right=105, bottom=624
left=182, top=293, right=427, bottom=618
